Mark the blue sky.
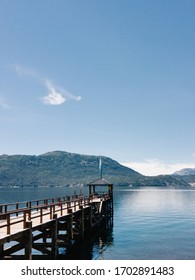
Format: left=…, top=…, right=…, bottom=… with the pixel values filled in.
left=1, top=0, right=195, bottom=175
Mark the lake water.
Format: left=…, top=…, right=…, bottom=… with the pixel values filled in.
left=1, top=185, right=195, bottom=260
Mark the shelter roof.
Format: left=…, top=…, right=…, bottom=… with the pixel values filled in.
left=88, top=178, right=112, bottom=186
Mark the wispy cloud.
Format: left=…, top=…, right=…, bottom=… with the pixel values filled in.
left=0, top=97, right=10, bottom=109
left=121, top=159, right=195, bottom=176
left=12, top=64, right=82, bottom=106
left=41, top=80, right=81, bottom=105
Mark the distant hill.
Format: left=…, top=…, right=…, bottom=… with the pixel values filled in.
left=174, top=168, right=195, bottom=176
left=131, top=174, right=190, bottom=188
left=0, top=151, right=191, bottom=188
left=173, top=168, right=195, bottom=186
left=0, top=151, right=141, bottom=187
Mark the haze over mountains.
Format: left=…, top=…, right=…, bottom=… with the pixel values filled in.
left=174, top=168, right=195, bottom=176
left=0, top=151, right=192, bottom=188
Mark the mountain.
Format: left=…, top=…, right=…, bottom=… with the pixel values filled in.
left=174, top=168, right=195, bottom=176
left=131, top=174, right=190, bottom=188
left=173, top=168, right=195, bottom=186
left=0, top=151, right=141, bottom=187
left=0, top=151, right=190, bottom=188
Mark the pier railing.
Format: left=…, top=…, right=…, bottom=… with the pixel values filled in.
left=0, top=193, right=109, bottom=236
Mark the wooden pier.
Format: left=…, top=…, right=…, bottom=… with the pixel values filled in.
left=0, top=179, right=113, bottom=260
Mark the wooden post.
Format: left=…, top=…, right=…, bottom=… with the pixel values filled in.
left=80, top=188, right=83, bottom=196
left=81, top=207, right=85, bottom=238
left=67, top=211, right=73, bottom=240
left=0, top=243, right=4, bottom=259
left=16, top=203, right=19, bottom=216
left=51, top=214, right=58, bottom=259
left=50, top=205, right=54, bottom=219
left=78, top=198, right=80, bottom=207
left=89, top=185, right=92, bottom=195
left=23, top=210, right=27, bottom=228
left=89, top=205, right=93, bottom=229
left=24, top=221, right=32, bottom=260
left=28, top=208, right=31, bottom=220
left=7, top=214, right=10, bottom=235
left=40, top=208, right=43, bottom=223
left=67, top=197, right=70, bottom=210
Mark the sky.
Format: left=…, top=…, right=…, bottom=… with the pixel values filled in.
left=1, top=0, right=195, bottom=176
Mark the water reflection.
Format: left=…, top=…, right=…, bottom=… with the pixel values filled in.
left=58, top=223, right=114, bottom=260
left=109, top=187, right=195, bottom=259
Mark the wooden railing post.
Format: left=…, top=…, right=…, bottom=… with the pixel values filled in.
left=67, top=196, right=71, bottom=209
left=23, top=210, right=27, bottom=228
left=40, top=208, right=43, bottom=223
left=7, top=214, right=10, bottom=235
left=50, top=205, right=53, bottom=219
left=74, top=189, right=76, bottom=199
left=28, top=208, right=31, bottom=220
left=16, top=203, right=19, bottom=216
left=44, top=199, right=48, bottom=210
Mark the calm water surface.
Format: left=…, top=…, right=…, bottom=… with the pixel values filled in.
left=1, top=185, right=195, bottom=260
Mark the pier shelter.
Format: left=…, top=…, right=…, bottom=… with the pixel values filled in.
left=88, top=178, right=113, bottom=198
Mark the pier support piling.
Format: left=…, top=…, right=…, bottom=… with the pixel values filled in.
left=24, top=221, right=32, bottom=260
